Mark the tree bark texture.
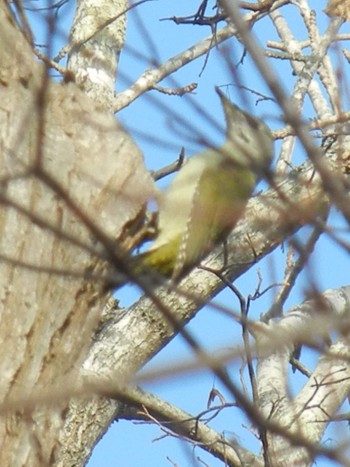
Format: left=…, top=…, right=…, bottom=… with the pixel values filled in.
left=0, top=5, right=154, bottom=465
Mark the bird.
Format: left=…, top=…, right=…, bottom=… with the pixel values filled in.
left=129, top=88, right=274, bottom=283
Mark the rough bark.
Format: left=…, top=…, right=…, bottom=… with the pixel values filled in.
left=0, top=5, right=153, bottom=466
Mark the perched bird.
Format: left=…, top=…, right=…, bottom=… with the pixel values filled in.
left=131, top=88, right=274, bottom=282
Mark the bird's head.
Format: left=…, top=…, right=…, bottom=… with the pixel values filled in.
left=216, top=87, right=274, bottom=173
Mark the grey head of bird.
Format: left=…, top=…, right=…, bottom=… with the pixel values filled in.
left=216, top=87, right=274, bottom=173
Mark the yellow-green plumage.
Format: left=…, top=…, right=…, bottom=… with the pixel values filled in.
left=132, top=89, right=274, bottom=281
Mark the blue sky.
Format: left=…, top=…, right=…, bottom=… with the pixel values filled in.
left=24, top=0, right=350, bottom=465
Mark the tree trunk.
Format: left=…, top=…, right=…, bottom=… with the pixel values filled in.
left=0, top=5, right=153, bottom=465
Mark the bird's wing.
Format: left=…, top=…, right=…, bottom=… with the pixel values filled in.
left=173, top=159, right=256, bottom=280
left=151, top=155, right=207, bottom=251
